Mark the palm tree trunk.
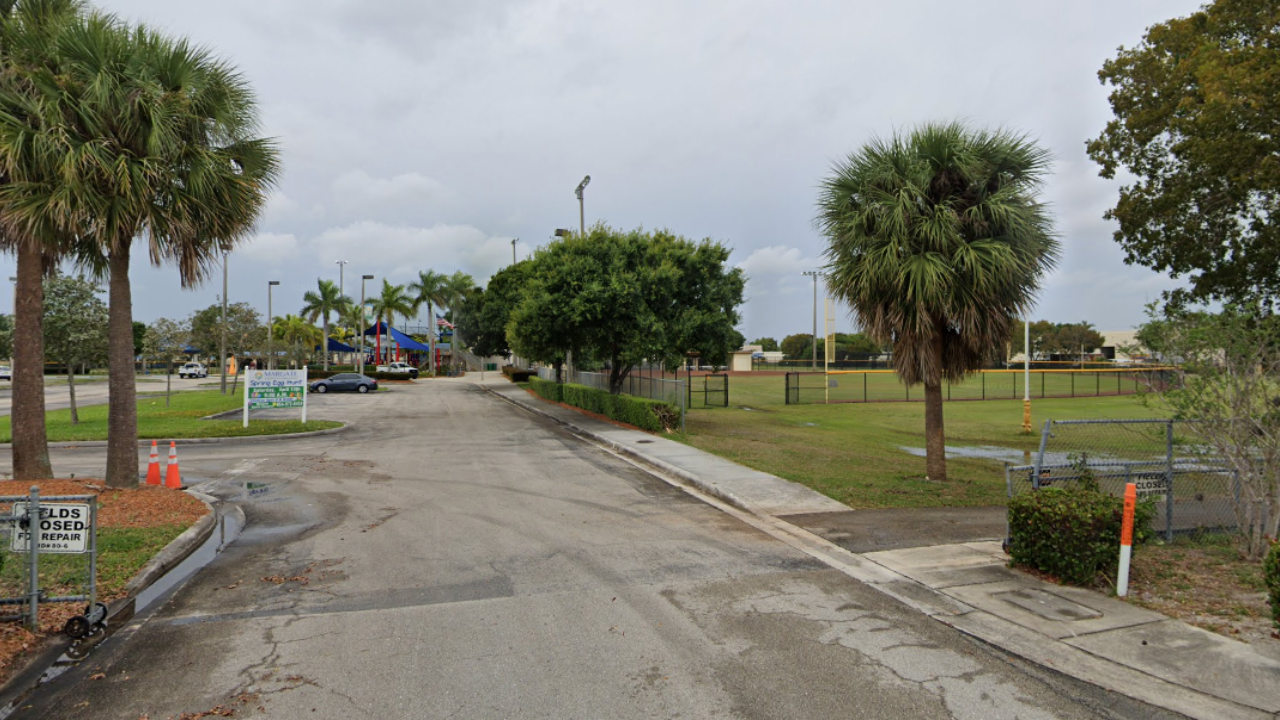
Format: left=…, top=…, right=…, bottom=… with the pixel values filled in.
left=106, top=243, right=139, bottom=489
left=427, top=301, right=436, bottom=376
left=322, top=317, right=329, bottom=370
left=923, top=327, right=947, bottom=481
left=11, top=241, right=51, bottom=479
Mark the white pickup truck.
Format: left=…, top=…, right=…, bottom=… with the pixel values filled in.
left=375, top=361, right=420, bottom=379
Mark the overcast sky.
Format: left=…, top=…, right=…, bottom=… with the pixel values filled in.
left=0, top=0, right=1207, bottom=340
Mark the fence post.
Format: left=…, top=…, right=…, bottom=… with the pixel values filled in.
left=26, top=486, right=39, bottom=631
left=680, top=378, right=687, bottom=433
left=1165, top=421, right=1175, bottom=542
left=863, top=372, right=867, bottom=402
left=1033, top=420, right=1051, bottom=489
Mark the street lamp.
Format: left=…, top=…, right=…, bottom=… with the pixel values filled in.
left=220, top=252, right=229, bottom=394
left=359, top=274, right=374, bottom=375
left=575, top=175, right=590, bottom=235
left=511, top=237, right=518, bottom=265
left=802, top=271, right=820, bottom=370
left=7, top=276, right=15, bottom=319
left=267, top=281, right=279, bottom=370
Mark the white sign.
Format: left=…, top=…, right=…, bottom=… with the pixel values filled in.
left=244, top=369, right=308, bottom=427
left=10, top=503, right=91, bottom=554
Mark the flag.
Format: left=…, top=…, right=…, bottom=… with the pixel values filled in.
left=436, top=314, right=455, bottom=330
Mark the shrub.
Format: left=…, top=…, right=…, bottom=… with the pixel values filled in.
left=1265, top=540, right=1280, bottom=629
left=533, top=380, right=680, bottom=432
left=529, top=376, right=563, bottom=403
left=1008, top=483, right=1156, bottom=586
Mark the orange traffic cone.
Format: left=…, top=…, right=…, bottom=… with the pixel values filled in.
left=146, top=440, right=161, bottom=485
left=164, top=441, right=183, bottom=489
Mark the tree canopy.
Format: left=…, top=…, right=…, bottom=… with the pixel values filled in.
left=1010, top=321, right=1107, bottom=358
left=507, top=225, right=745, bottom=393
left=189, top=302, right=265, bottom=360
left=1087, top=0, right=1280, bottom=307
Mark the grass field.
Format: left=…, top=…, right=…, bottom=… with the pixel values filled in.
left=676, top=373, right=1162, bottom=509
left=0, top=389, right=342, bottom=442
left=787, top=367, right=1168, bottom=403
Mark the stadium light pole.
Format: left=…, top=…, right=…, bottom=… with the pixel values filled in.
left=575, top=176, right=591, bottom=234
left=1022, top=317, right=1032, bottom=433
left=219, top=252, right=228, bottom=395
left=511, top=237, right=518, bottom=265
left=267, top=281, right=279, bottom=369
left=7, top=275, right=15, bottom=320
left=803, top=271, right=819, bottom=370
left=359, top=275, right=373, bottom=375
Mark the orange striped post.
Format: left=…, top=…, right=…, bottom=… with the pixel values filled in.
left=1117, top=482, right=1137, bottom=597
left=145, top=440, right=161, bottom=485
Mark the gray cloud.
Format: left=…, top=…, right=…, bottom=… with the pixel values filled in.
left=0, top=0, right=1204, bottom=339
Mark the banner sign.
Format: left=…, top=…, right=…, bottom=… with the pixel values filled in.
left=244, top=369, right=308, bottom=426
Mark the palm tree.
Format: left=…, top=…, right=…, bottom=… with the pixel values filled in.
left=441, top=271, right=475, bottom=370
left=408, top=270, right=448, bottom=375
left=300, top=279, right=350, bottom=371
left=818, top=122, right=1058, bottom=481
left=0, top=0, right=86, bottom=480
left=368, top=280, right=414, bottom=365
left=2, top=15, right=279, bottom=488
left=273, top=314, right=321, bottom=367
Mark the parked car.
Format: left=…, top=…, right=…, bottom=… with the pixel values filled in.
left=178, top=362, right=207, bottom=379
left=0, top=366, right=10, bottom=381
left=310, top=373, right=378, bottom=394
left=375, top=361, right=419, bottom=379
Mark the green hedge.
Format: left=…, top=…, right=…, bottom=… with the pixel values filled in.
left=1265, top=541, right=1280, bottom=630
left=503, top=365, right=535, bottom=382
left=529, top=376, right=563, bottom=402
left=1008, top=481, right=1156, bottom=586
left=529, top=378, right=680, bottom=432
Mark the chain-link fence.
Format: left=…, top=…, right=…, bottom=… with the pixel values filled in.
left=536, top=366, right=690, bottom=431
left=1006, top=419, right=1240, bottom=542
left=785, top=369, right=1173, bottom=405
left=688, top=374, right=728, bottom=409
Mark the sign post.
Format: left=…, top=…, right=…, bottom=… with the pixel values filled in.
left=1117, top=482, right=1137, bottom=597
left=244, top=369, right=309, bottom=428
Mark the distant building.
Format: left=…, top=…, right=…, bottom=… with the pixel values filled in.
left=1099, top=330, right=1151, bottom=362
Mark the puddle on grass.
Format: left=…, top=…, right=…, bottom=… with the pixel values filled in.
left=0, top=505, right=244, bottom=717
left=898, top=445, right=1083, bottom=465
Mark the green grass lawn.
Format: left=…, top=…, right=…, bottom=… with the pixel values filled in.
left=676, top=373, right=1162, bottom=509
left=0, top=389, right=341, bottom=442
left=0, top=525, right=188, bottom=600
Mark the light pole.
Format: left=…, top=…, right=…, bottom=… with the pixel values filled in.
left=803, top=271, right=819, bottom=370
left=511, top=237, right=518, bottom=265
left=1022, top=317, right=1032, bottom=433
left=7, top=275, right=15, bottom=323
left=267, top=281, right=279, bottom=370
left=220, top=252, right=228, bottom=394
left=359, top=274, right=373, bottom=375
left=575, top=175, right=590, bottom=235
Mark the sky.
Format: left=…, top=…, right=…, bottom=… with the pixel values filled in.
left=0, top=0, right=1208, bottom=340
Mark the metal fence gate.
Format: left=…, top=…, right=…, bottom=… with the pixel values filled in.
left=1006, top=419, right=1241, bottom=542
left=689, top=374, right=728, bottom=408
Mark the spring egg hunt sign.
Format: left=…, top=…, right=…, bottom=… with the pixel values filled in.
left=244, top=369, right=308, bottom=427
left=11, top=503, right=91, bottom=553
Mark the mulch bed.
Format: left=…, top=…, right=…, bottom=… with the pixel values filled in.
left=0, top=479, right=207, bottom=686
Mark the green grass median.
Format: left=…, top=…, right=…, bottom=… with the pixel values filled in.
left=0, top=389, right=341, bottom=442
left=678, top=374, right=1161, bottom=509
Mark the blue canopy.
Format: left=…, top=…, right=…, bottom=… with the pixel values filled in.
left=317, top=337, right=357, bottom=353
left=364, top=322, right=431, bottom=351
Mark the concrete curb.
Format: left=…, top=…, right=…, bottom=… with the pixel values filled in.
left=0, top=422, right=350, bottom=451
left=0, top=490, right=227, bottom=712
left=481, top=382, right=1273, bottom=720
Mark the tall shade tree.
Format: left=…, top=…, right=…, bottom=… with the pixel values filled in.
left=1, top=15, right=280, bottom=488
left=300, top=279, right=350, bottom=370
left=0, top=0, right=86, bottom=479
left=368, top=280, right=414, bottom=364
left=42, top=272, right=106, bottom=424
left=818, top=122, right=1058, bottom=481
left=1088, top=0, right=1280, bottom=308
left=408, top=270, right=448, bottom=375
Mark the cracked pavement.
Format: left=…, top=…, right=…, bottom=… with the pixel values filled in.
left=4, top=378, right=1185, bottom=719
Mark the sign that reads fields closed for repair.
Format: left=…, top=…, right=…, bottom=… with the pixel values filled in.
left=10, top=503, right=91, bottom=553
left=244, top=369, right=308, bottom=426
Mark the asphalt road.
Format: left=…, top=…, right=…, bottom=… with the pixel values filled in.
left=0, top=374, right=210, bottom=417
left=3, top=379, right=1177, bottom=719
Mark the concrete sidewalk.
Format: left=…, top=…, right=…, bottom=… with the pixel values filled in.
left=479, top=378, right=1280, bottom=720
